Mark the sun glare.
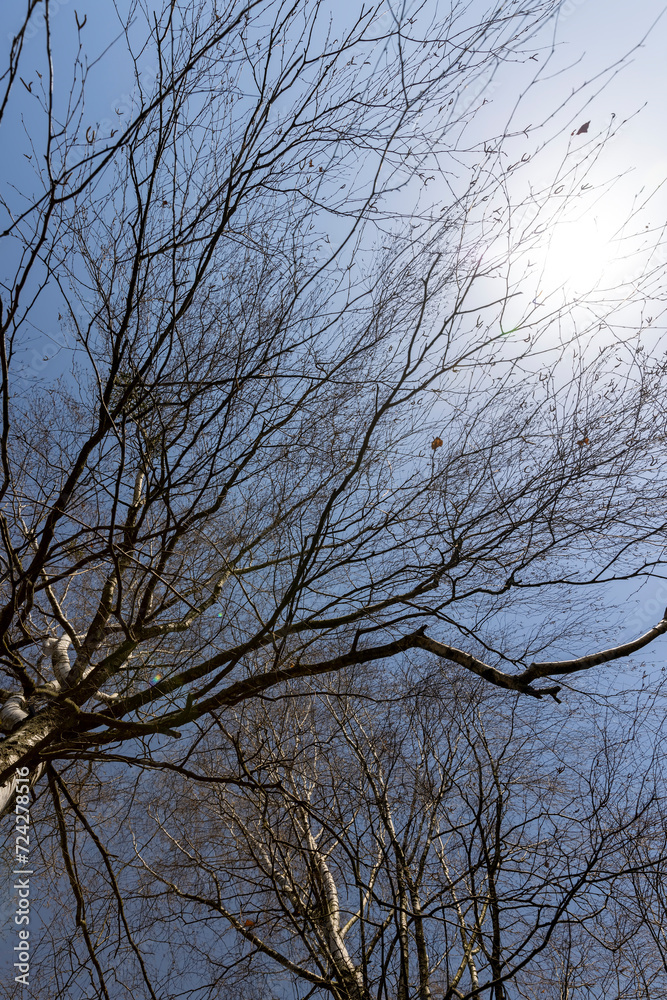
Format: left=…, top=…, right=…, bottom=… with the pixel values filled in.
left=539, top=215, right=616, bottom=296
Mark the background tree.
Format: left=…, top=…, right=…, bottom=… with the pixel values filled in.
left=22, top=668, right=667, bottom=999
left=1, top=0, right=666, bottom=796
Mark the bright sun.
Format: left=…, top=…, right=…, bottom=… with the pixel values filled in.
left=539, top=215, right=616, bottom=296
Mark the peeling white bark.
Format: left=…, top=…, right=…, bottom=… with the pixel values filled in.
left=41, top=632, right=118, bottom=701
left=0, top=771, right=18, bottom=816
left=0, top=630, right=116, bottom=804
left=42, top=635, right=74, bottom=684
left=0, top=694, right=28, bottom=731
left=0, top=762, right=45, bottom=819
left=304, top=823, right=366, bottom=996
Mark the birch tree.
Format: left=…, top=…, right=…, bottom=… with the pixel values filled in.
left=33, top=669, right=667, bottom=999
